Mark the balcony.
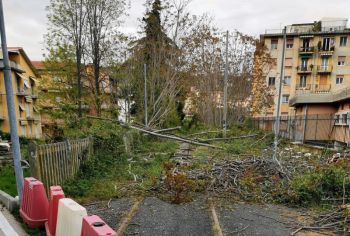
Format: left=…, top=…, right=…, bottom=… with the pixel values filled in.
left=318, top=46, right=335, bottom=56
left=317, top=65, right=333, bottom=74
left=299, top=47, right=314, bottom=54
left=289, top=84, right=350, bottom=106
left=295, top=84, right=311, bottom=92
left=297, top=65, right=313, bottom=74
left=314, top=84, right=331, bottom=93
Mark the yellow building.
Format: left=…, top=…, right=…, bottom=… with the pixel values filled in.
left=260, top=18, right=350, bottom=117
left=0, top=47, right=42, bottom=138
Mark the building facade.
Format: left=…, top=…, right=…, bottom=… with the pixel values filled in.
left=261, top=18, right=350, bottom=117
left=0, top=48, right=42, bottom=138
left=258, top=18, right=350, bottom=146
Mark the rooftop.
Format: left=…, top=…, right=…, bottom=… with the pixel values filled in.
left=263, top=17, right=349, bottom=37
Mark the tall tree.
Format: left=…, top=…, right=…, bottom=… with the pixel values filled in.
left=86, top=0, right=126, bottom=115
left=46, top=0, right=87, bottom=117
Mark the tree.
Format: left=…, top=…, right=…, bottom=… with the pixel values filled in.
left=46, top=0, right=88, bottom=117
left=251, top=41, right=274, bottom=116
left=86, top=0, right=126, bottom=115
left=123, top=0, right=182, bottom=127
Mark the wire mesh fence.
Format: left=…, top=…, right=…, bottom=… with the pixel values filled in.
left=252, top=114, right=350, bottom=147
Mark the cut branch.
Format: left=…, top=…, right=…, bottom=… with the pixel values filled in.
left=86, top=116, right=223, bottom=149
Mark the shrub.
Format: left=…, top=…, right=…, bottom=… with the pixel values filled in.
left=287, top=165, right=350, bottom=206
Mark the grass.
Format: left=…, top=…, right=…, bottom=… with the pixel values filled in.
left=0, top=166, right=18, bottom=196
left=62, top=133, right=179, bottom=203
left=0, top=165, right=30, bottom=197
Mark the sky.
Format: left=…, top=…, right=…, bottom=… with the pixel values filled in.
left=2, top=0, right=350, bottom=61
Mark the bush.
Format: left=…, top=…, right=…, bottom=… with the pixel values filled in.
left=287, top=165, right=350, bottom=206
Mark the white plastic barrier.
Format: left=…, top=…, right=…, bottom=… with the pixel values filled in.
left=55, top=198, right=87, bottom=236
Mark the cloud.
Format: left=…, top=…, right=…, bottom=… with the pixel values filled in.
left=2, top=0, right=349, bottom=60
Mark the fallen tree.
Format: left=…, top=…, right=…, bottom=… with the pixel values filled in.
left=86, top=116, right=223, bottom=149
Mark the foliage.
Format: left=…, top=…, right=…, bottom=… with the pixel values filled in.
left=61, top=119, right=179, bottom=200
left=286, top=164, right=350, bottom=206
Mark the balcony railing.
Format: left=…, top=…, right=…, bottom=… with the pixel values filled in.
left=315, top=84, right=331, bottom=93
left=299, top=47, right=314, bottom=53
left=317, top=65, right=333, bottom=73
left=295, top=84, right=331, bottom=94
left=297, top=65, right=313, bottom=73
left=296, top=84, right=311, bottom=91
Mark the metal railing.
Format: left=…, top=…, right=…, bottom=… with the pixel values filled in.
left=297, top=65, right=313, bottom=73
left=251, top=114, right=349, bottom=145
left=299, top=47, right=314, bottom=53
left=315, top=84, right=331, bottom=93
left=317, top=65, right=333, bottom=73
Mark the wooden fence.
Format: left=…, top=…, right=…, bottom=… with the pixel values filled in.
left=28, top=136, right=94, bottom=191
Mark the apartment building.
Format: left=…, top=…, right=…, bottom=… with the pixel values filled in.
left=0, top=47, right=42, bottom=138
left=261, top=18, right=350, bottom=118
left=258, top=18, right=350, bottom=146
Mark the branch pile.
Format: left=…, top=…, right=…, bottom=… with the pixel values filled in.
left=292, top=205, right=350, bottom=235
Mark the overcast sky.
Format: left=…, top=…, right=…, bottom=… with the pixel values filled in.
left=3, top=0, right=350, bottom=61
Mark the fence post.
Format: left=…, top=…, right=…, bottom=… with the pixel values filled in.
left=302, top=105, right=308, bottom=144
left=28, top=141, right=41, bottom=180
left=315, top=114, right=318, bottom=141
left=88, top=136, right=93, bottom=159
left=65, top=139, right=72, bottom=176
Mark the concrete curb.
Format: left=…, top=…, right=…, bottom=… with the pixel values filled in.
left=0, top=190, right=19, bottom=212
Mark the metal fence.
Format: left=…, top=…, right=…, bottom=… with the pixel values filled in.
left=28, top=136, right=94, bottom=191
left=252, top=114, right=350, bottom=147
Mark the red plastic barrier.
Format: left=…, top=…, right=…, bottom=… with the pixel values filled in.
left=20, top=177, right=49, bottom=228
left=81, top=215, right=117, bottom=236
left=45, top=186, right=65, bottom=236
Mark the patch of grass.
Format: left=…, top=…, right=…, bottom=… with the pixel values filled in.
left=61, top=120, right=179, bottom=201
left=0, top=165, right=30, bottom=197
left=0, top=166, right=18, bottom=196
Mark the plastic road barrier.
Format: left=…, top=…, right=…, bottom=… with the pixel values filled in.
left=81, top=215, right=117, bottom=236
left=45, top=186, right=65, bottom=236
left=55, top=198, right=87, bottom=236
left=19, top=177, right=49, bottom=228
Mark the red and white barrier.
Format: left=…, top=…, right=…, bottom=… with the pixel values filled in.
left=81, top=215, right=117, bottom=236
left=19, top=178, right=117, bottom=235
left=45, top=186, right=65, bottom=236
left=19, top=177, right=49, bottom=228
left=55, top=198, right=87, bottom=236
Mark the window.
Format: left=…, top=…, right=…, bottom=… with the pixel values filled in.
left=342, top=114, right=348, bottom=124
left=301, top=58, right=308, bottom=70
left=340, top=36, right=347, bottom=47
left=285, top=58, right=293, bottom=67
left=299, top=75, right=307, bottom=88
left=268, top=77, right=276, bottom=86
left=302, top=39, right=310, bottom=49
left=286, top=38, right=293, bottom=48
left=271, top=39, right=278, bottom=50
left=323, top=37, right=334, bottom=51
left=271, top=58, right=277, bottom=69
left=335, top=114, right=340, bottom=124
left=282, top=95, right=289, bottom=103
left=338, top=56, right=346, bottom=66
left=283, top=76, right=291, bottom=85
left=336, top=75, right=344, bottom=85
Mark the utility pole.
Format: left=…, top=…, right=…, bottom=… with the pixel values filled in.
left=223, top=30, right=229, bottom=138
left=144, top=64, right=148, bottom=127
left=273, top=26, right=287, bottom=163
left=0, top=0, right=24, bottom=201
